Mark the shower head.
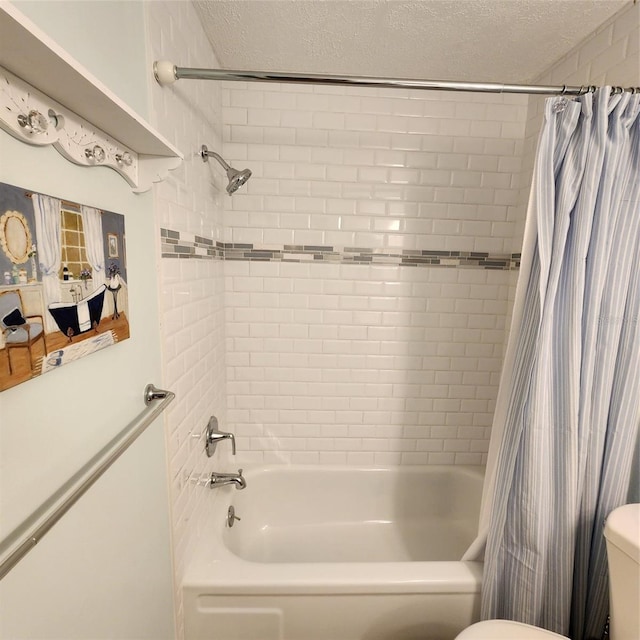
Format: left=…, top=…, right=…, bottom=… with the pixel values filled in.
left=200, top=145, right=252, bottom=195
left=226, top=167, right=252, bottom=195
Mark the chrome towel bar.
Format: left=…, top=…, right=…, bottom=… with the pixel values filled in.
left=0, top=383, right=175, bottom=581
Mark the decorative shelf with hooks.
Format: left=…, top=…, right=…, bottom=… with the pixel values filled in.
left=0, top=2, right=182, bottom=193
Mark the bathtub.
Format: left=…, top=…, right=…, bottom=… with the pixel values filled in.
left=48, top=284, right=106, bottom=340
left=183, top=465, right=484, bottom=640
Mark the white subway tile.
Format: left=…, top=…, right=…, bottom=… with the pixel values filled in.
left=230, top=90, right=264, bottom=108
left=281, top=110, right=314, bottom=128
left=313, top=112, right=346, bottom=129
left=296, top=129, right=329, bottom=146
left=390, top=133, right=422, bottom=150
left=360, top=131, right=394, bottom=148
left=264, top=127, right=296, bottom=145
left=328, top=95, right=362, bottom=112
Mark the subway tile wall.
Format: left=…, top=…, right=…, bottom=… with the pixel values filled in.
left=221, top=83, right=530, bottom=465
left=536, top=1, right=638, bottom=92
left=225, top=259, right=510, bottom=466
left=222, top=86, right=529, bottom=254
left=145, top=2, right=228, bottom=636
left=518, top=2, right=640, bottom=244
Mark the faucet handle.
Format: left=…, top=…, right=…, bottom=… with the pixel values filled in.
left=205, top=416, right=236, bottom=457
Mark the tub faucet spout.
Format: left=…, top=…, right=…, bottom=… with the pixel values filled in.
left=209, top=469, right=246, bottom=490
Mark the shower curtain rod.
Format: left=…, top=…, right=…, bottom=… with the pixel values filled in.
left=153, top=60, right=638, bottom=96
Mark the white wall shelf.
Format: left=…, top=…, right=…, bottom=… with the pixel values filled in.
left=0, top=2, right=182, bottom=193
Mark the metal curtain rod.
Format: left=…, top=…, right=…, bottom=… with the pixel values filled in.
left=153, top=60, right=639, bottom=96
left=0, top=383, right=175, bottom=581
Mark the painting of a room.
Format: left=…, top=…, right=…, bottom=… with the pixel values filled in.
left=0, top=182, right=130, bottom=391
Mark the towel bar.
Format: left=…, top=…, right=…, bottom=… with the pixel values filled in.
left=0, top=383, right=175, bottom=580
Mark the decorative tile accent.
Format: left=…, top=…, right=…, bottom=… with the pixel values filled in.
left=161, top=228, right=520, bottom=270
left=160, top=228, right=224, bottom=259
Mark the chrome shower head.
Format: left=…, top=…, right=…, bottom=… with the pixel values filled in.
left=225, top=166, right=252, bottom=195
left=200, top=145, right=252, bottom=195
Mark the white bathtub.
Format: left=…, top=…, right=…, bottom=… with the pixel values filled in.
left=183, top=465, right=484, bottom=640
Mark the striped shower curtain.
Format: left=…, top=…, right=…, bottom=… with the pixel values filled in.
left=474, top=89, right=640, bottom=639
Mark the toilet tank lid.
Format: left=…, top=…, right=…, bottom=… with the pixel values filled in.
left=604, top=503, right=640, bottom=564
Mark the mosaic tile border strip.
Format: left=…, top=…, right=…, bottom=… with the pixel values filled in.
left=161, top=228, right=224, bottom=259
left=160, top=229, right=520, bottom=270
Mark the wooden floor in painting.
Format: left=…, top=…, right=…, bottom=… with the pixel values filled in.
left=0, top=314, right=130, bottom=392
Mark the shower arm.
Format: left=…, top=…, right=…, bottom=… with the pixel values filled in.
left=200, top=146, right=231, bottom=171
left=154, top=60, right=640, bottom=97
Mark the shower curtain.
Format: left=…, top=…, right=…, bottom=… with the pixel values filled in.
left=465, top=88, right=640, bottom=640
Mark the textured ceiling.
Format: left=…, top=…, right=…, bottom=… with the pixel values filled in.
left=193, top=0, right=630, bottom=84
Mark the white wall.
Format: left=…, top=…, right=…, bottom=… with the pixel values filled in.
left=220, top=83, right=527, bottom=466
left=0, top=3, right=174, bottom=638
left=145, top=2, right=228, bottom=637
left=12, top=0, right=149, bottom=116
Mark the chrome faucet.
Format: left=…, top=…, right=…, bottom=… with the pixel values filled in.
left=204, top=416, right=246, bottom=489
left=205, top=415, right=236, bottom=457
left=209, top=469, right=246, bottom=490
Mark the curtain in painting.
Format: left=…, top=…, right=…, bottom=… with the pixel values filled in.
left=32, top=193, right=62, bottom=333
left=80, top=205, right=105, bottom=286
left=468, top=89, right=640, bottom=639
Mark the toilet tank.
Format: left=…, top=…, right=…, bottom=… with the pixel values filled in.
left=604, top=504, right=640, bottom=640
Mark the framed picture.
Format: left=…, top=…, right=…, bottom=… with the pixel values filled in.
left=0, top=181, right=130, bottom=392
left=107, top=233, right=118, bottom=258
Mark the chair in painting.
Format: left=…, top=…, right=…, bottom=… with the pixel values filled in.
left=0, top=289, right=46, bottom=375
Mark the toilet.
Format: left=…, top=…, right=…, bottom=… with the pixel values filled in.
left=456, top=503, right=640, bottom=639
left=455, top=620, right=567, bottom=639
